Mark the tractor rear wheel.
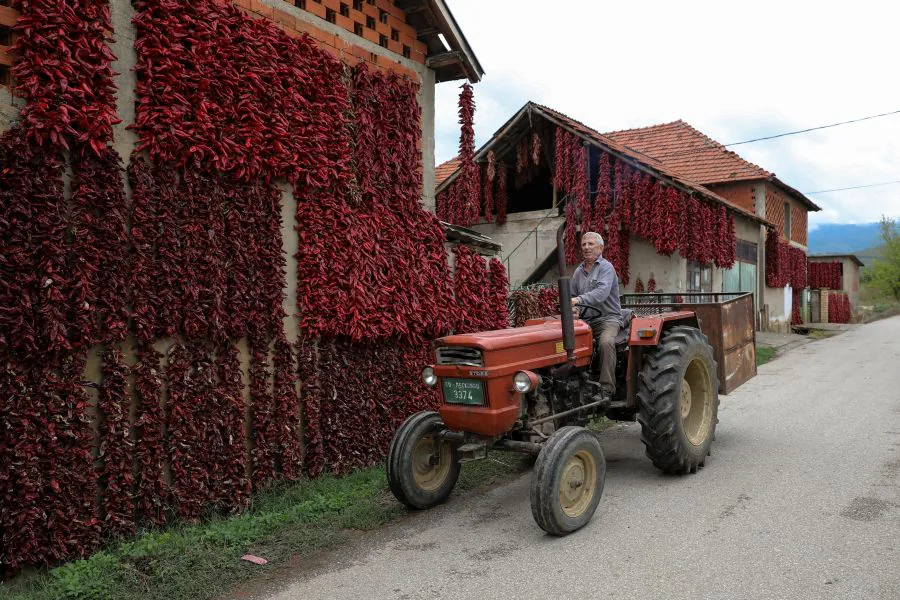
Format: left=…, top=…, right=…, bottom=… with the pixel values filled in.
left=637, top=325, right=719, bottom=474
left=387, top=411, right=460, bottom=509
left=530, top=426, right=606, bottom=536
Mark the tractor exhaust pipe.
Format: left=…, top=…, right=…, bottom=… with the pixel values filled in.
left=556, top=224, right=576, bottom=363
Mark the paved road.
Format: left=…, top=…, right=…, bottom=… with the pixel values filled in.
left=263, top=317, right=900, bottom=600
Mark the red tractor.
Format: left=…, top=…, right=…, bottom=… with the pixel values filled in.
left=387, top=228, right=757, bottom=535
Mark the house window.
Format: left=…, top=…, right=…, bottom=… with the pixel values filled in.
left=352, top=0, right=363, bottom=9
left=0, top=24, right=11, bottom=46
left=339, top=3, right=349, bottom=17
left=354, top=21, right=363, bottom=35
left=687, top=261, right=712, bottom=294
left=783, top=202, right=791, bottom=238
left=402, top=44, right=411, bottom=58
left=379, top=9, right=388, bottom=24
left=366, top=15, right=375, bottom=29
left=736, top=240, right=758, bottom=264
left=325, top=8, right=336, bottom=23
left=379, top=33, right=388, bottom=48
left=391, top=28, right=399, bottom=42
left=294, top=0, right=305, bottom=9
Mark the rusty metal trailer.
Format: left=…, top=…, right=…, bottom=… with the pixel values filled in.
left=621, top=292, right=757, bottom=394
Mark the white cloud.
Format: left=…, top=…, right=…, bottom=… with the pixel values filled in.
left=435, top=0, right=900, bottom=225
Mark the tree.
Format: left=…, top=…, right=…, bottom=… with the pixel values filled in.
left=867, top=216, right=900, bottom=301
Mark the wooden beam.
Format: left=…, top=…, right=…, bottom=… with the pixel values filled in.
left=416, top=26, right=440, bottom=39
left=425, top=50, right=463, bottom=69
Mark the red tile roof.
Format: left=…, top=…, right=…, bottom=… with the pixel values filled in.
left=435, top=157, right=460, bottom=186
left=603, top=120, right=771, bottom=184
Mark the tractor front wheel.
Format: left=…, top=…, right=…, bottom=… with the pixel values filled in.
left=530, top=426, right=606, bottom=536
left=387, top=411, right=460, bottom=509
left=637, top=325, right=719, bottom=474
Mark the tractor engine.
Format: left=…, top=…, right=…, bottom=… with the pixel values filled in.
left=429, top=317, right=594, bottom=439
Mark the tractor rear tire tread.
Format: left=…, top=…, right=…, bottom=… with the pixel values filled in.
left=637, top=325, right=720, bottom=475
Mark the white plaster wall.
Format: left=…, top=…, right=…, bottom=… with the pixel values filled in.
left=469, top=209, right=565, bottom=287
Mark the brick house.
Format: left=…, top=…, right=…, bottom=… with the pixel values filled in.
left=604, top=120, right=821, bottom=331
left=436, top=102, right=769, bottom=314
left=437, top=108, right=818, bottom=331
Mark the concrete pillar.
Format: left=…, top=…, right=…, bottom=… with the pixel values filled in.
left=419, top=68, right=436, bottom=212
left=820, top=289, right=829, bottom=323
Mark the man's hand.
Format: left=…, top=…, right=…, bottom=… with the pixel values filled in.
left=570, top=296, right=580, bottom=307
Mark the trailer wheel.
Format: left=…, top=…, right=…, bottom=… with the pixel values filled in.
left=386, top=411, right=460, bottom=509
left=530, top=426, right=606, bottom=536
left=638, top=325, right=719, bottom=474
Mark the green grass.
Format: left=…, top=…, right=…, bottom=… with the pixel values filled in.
left=756, top=345, right=777, bottom=366
left=0, top=452, right=533, bottom=600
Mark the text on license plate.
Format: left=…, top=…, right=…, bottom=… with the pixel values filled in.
left=442, top=378, right=485, bottom=406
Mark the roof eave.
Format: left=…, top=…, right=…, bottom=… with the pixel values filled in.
left=413, top=0, right=484, bottom=83
left=769, top=175, right=822, bottom=212
left=809, top=254, right=865, bottom=266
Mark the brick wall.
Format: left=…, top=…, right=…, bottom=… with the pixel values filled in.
left=765, top=186, right=786, bottom=237
left=707, top=181, right=756, bottom=213
left=764, top=183, right=809, bottom=247
left=240, top=0, right=425, bottom=76
left=791, top=205, right=807, bottom=246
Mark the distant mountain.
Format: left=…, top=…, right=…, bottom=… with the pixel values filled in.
left=854, top=245, right=885, bottom=267
left=808, top=223, right=882, bottom=255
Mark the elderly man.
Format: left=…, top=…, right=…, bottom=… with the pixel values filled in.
left=570, top=232, right=622, bottom=400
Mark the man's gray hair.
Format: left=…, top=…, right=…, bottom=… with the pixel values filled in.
left=583, top=231, right=604, bottom=245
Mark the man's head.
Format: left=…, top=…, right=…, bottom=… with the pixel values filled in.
left=581, top=232, right=604, bottom=263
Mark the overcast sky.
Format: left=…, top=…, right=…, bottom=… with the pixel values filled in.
left=433, top=0, right=900, bottom=228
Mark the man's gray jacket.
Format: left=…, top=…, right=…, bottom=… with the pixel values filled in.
left=571, top=257, right=623, bottom=327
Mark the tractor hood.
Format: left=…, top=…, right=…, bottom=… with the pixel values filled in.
left=436, top=318, right=592, bottom=352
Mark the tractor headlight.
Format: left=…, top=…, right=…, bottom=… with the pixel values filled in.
left=422, top=366, right=437, bottom=387
left=513, top=371, right=534, bottom=393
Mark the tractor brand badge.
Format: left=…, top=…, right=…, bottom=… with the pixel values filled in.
left=469, top=370, right=488, bottom=377
left=555, top=342, right=564, bottom=354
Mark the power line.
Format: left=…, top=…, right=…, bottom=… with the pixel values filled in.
left=724, top=109, right=900, bottom=147
left=804, top=179, right=900, bottom=195
left=649, top=109, right=900, bottom=159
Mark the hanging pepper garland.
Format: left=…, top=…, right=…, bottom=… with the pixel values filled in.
left=808, top=261, right=842, bottom=289
left=828, top=292, right=851, bottom=323
left=766, top=230, right=806, bottom=289
left=791, top=289, right=803, bottom=326
left=96, top=347, right=135, bottom=537
left=483, top=151, right=496, bottom=222
left=496, top=160, right=509, bottom=225
left=211, top=344, right=252, bottom=511
left=510, top=287, right=561, bottom=327
left=0, top=0, right=128, bottom=571
left=488, top=259, right=511, bottom=328
left=1, top=0, right=516, bottom=572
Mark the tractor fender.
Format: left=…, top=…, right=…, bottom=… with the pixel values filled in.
left=628, top=311, right=700, bottom=346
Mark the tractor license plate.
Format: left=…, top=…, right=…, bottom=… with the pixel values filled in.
left=442, top=378, right=485, bottom=406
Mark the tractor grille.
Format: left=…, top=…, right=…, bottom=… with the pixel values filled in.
left=436, top=346, right=483, bottom=366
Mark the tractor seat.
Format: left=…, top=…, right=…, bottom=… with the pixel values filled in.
left=615, top=309, right=634, bottom=346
